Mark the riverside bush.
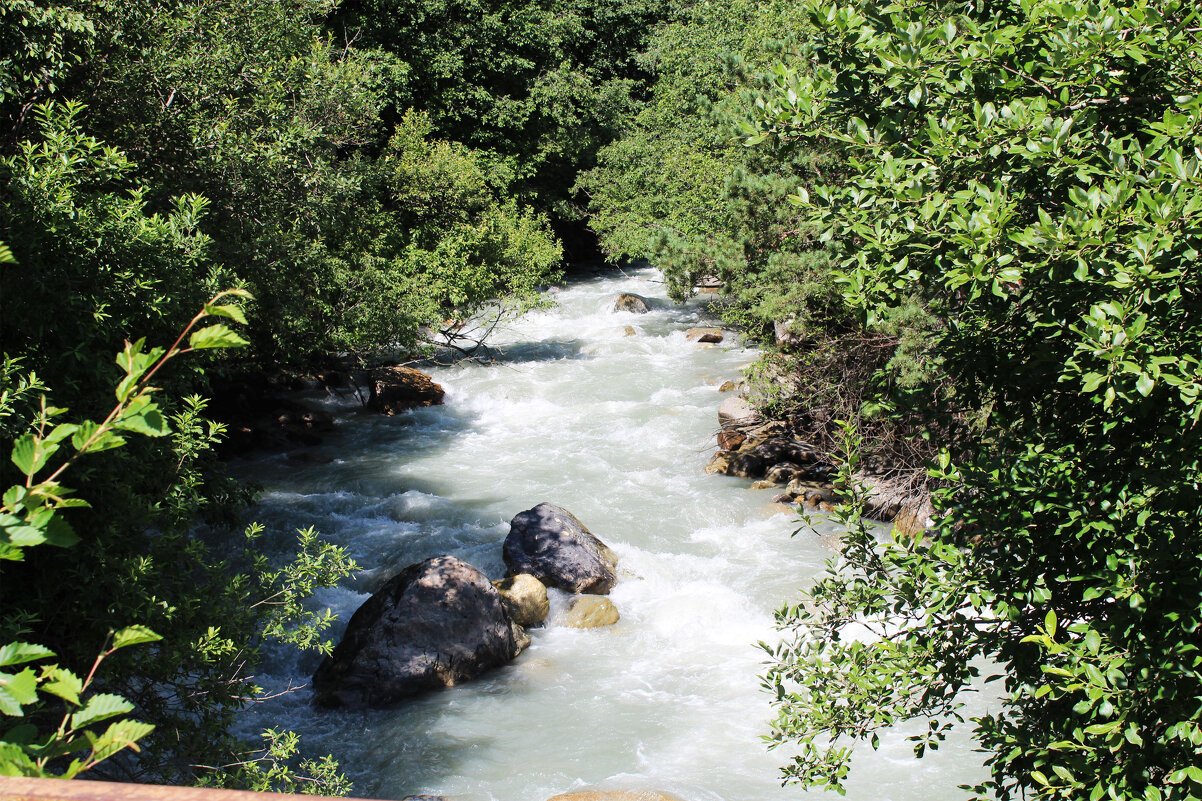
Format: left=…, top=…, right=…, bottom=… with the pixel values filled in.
left=751, top=1, right=1202, bottom=799
left=0, top=286, right=354, bottom=789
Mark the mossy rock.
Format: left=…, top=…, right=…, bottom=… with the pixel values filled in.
left=564, top=595, right=620, bottom=629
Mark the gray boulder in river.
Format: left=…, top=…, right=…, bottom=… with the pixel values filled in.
left=312, top=555, right=527, bottom=708
left=613, top=293, right=650, bottom=313
left=503, top=503, right=618, bottom=594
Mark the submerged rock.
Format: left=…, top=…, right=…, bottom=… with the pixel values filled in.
left=623, top=325, right=637, bottom=336
left=503, top=503, right=618, bottom=594
left=312, top=555, right=526, bottom=708
left=367, top=366, right=446, bottom=415
left=493, top=573, right=550, bottom=627
left=564, top=595, right=620, bottom=628
left=685, top=327, right=724, bottom=344
left=547, top=792, right=685, bottom=801
left=718, top=380, right=737, bottom=392
left=613, top=293, right=651, bottom=314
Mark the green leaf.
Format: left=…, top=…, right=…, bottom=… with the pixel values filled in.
left=87, top=718, right=155, bottom=762
left=82, top=431, right=125, bottom=454
left=3, top=524, right=47, bottom=548
left=1081, top=370, right=1105, bottom=392
left=2, top=723, right=37, bottom=745
left=0, top=643, right=54, bottom=668
left=2, top=485, right=26, bottom=511
left=110, top=626, right=162, bottom=651
left=202, top=303, right=248, bottom=325
left=44, top=424, right=78, bottom=446
left=41, top=667, right=83, bottom=706
left=70, top=694, right=134, bottom=730
left=41, top=516, right=80, bottom=549
left=0, top=668, right=40, bottom=713
left=9, top=434, right=51, bottom=478
left=70, top=421, right=126, bottom=454
left=112, top=409, right=169, bottom=438
left=31, top=733, right=87, bottom=762
left=0, top=742, right=38, bottom=776
left=188, top=324, right=248, bottom=351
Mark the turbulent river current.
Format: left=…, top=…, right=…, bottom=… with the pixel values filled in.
left=233, top=266, right=985, bottom=801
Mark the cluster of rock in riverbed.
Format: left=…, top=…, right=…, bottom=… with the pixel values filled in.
left=213, top=363, right=451, bottom=455
left=314, top=502, right=650, bottom=801
left=615, top=287, right=930, bottom=531
left=312, top=502, right=622, bottom=709
left=706, top=394, right=840, bottom=510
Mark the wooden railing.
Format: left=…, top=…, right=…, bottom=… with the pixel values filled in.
left=0, top=777, right=383, bottom=801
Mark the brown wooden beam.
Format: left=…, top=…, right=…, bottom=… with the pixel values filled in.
left=0, top=777, right=382, bottom=801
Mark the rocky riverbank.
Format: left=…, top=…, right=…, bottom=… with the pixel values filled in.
left=703, top=362, right=932, bottom=536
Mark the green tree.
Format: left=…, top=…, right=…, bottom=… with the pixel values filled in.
left=751, top=1, right=1202, bottom=799
left=331, top=0, right=673, bottom=221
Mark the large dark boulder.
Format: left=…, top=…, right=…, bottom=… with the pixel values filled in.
left=502, top=503, right=618, bottom=594
left=367, top=366, right=446, bottom=415
left=312, top=556, right=526, bottom=708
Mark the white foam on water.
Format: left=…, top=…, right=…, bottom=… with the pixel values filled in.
left=230, top=266, right=986, bottom=801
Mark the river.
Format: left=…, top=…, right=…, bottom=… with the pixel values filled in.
left=233, top=265, right=986, bottom=801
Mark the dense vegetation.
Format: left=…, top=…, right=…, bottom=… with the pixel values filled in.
left=3, top=0, right=1201, bottom=798
left=0, top=0, right=669, bottom=787
left=582, top=0, right=1202, bottom=798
